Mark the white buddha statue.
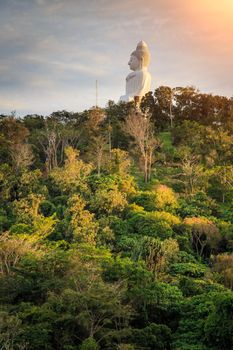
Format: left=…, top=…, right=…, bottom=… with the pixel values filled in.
left=120, top=41, right=151, bottom=103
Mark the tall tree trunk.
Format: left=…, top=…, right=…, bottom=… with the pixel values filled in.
left=144, top=154, right=148, bottom=182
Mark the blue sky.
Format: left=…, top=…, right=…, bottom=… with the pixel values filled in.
left=0, top=0, right=233, bottom=116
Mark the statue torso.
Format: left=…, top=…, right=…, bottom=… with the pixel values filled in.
left=120, top=68, right=151, bottom=102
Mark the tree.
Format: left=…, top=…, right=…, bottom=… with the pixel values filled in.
left=0, top=312, right=26, bottom=350
left=36, top=117, right=65, bottom=173
left=108, top=149, right=131, bottom=176
left=67, top=194, right=98, bottom=244
left=153, top=184, right=178, bottom=212
left=43, top=248, right=132, bottom=349
left=10, top=143, right=34, bottom=172
left=127, top=210, right=180, bottom=240
left=90, top=182, right=127, bottom=216
left=204, top=293, right=233, bottom=349
left=136, top=237, right=179, bottom=277
left=13, top=193, right=45, bottom=225
left=50, top=146, right=92, bottom=194
left=0, top=233, right=42, bottom=275
left=173, top=293, right=214, bottom=350
left=95, top=135, right=108, bottom=176
left=0, top=116, right=33, bottom=171
left=210, top=165, right=233, bottom=203
left=212, top=254, right=233, bottom=290
left=174, top=86, right=199, bottom=123
left=124, top=109, right=160, bottom=182
left=174, top=151, right=209, bottom=195
left=184, top=217, right=221, bottom=257
left=82, top=107, right=108, bottom=176
left=105, top=100, right=133, bottom=149
left=133, top=323, right=171, bottom=350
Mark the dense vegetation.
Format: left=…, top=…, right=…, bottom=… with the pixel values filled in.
left=0, top=86, right=233, bottom=349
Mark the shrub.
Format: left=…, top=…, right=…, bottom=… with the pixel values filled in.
left=170, top=262, right=206, bottom=277
left=132, top=191, right=157, bottom=211
left=133, top=323, right=172, bottom=350
left=0, top=215, right=9, bottom=232
left=153, top=184, right=179, bottom=211
left=80, top=337, right=99, bottom=350
left=10, top=223, right=33, bottom=235
left=178, top=192, right=218, bottom=218
left=179, top=277, right=225, bottom=297
left=132, top=185, right=178, bottom=212
left=204, top=293, right=233, bottom=349
left=128, top=212, right=173, bottom=239
left=128, top=211, right=180, bottom=240
left=39, top=200, right=56, bottom=217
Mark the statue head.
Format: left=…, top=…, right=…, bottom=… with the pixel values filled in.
left=128, top=41, right=150, bottom=71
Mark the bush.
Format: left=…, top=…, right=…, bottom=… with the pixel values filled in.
left=178, top=192, right=218, bottom=218
left=79, top=337, right=99, bottom=350
left=177, top=251, right=197, bottom=263
left=170, top=262, right=206, bottom=277
left=128, top=211, right=180, bottom=240
left=115, top=235, right=142, bottom=255
left=179, top=277, right=225, bottom=297
left=153, top=184, right=179, bottom=211
left=52, top=195, right=68, bottom=206
left=132, top=191, right=157, bottom=211
left=204, top=293, right=233, bottom=349
left=132, top=185, right=178, bottom=212
left=9, top=223, right=33, bottom=235
left=133, top=323, right=171, bottom=350
left=39, top=200, right=56, bottom=217
left=0, top=215, right=9, bottom=232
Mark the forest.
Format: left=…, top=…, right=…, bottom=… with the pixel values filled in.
left=0, top=86, right=233, bottom=350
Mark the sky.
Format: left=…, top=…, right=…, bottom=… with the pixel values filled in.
left=0, top=0, right=233, bottom=116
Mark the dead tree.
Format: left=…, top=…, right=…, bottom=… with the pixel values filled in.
left=124, top=109, right=159, bottom=182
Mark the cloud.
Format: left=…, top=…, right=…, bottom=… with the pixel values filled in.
left=0, top=0, right=232, bottom=116
left=0, top=96, right=27, bottom=111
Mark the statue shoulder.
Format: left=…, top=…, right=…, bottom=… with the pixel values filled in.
left=126, top=72, right=136, bottom=81
left=137, top=69, right=151, bottom=80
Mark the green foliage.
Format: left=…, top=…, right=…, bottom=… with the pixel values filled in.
left=172, top=293, right=214, bottom=349
left=0, top=91, right=233, bottom=349
left=170, top=262, right=206, bottom=277
left=178, top=192, right=218, bottom=218
left=127, top=210, right=180, bottom=240
left=133, top=185, right=178, bottom=212
left=159, top=131, right=176, bottom=156
left=17, top=169, right=47, bottom=198
left=67, top=195, right=98, bottom=244
left=10, top=223, right=34, bottom=235
left=133, top=323, right=172, bottom=350
left=50, top=146, right=92, bottom=194
left=102, top=256, right=149, bottom=283
left=132, top=191, right=158, bottom=211
left=204, top=293, right=233, bottom=349
left=80, top=337, right=99, bottom=350
left=212, top=254, right=233, bottom=289
left=0, top=214, right=9, bottom=232
left=108, top=148, right=131, bottom=175
left=0, top=311, right=25, bottom=350
left=90, top=184, right=127, bottom=215
left=39, top=200, right=56, bottom=217
left=184, top=217, right=221, bottom=257
left=179, top=277, right=225, bottom=297
left=89, top=175, right=128, bottom=216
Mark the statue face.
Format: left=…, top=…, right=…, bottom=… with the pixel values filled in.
left=128, top=55, right=140, bottom=71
